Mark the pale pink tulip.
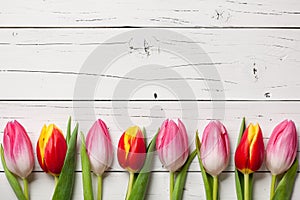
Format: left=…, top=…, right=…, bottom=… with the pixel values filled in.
left=156, top=119, right=189, bottom=172
left=3, top=120, right=34, bottom=178
left=200, top=121, right=230, bottom=176
left=266, top=120, right=298, bottom=175
left=86, top=119, right=113, bottom=175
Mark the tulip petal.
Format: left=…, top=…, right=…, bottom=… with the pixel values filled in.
left=44, top=127, right=67, bottom=175
left=117, top=126, right=146, bottom=173
left=156, top=119, right=189, bottom=172
left=37, top=124, right=67, bottom=176
left=3, top=121, right=34, bottom=178
left=200, top=121, right=230, bottom=177
left=235, top=123, right=264, bottom=174
left=266, top=120, right=298, bottom=175
left=86, top=119, right=113, bottom=175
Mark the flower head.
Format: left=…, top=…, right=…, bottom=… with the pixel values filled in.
left=117, top=126, right=146, bottom=173
left=3, top=120, right=34, bottom=178
left=266, top=120, right=298, bottom=175
left=235, top=123, right=265, bottom=174
left=200, top=121, right=230, bottom=176
left=156, top=119, right=189, bottom=172
left=37, top=124, right=67, bottom=176
left=86, top=119, right=113, bottom=176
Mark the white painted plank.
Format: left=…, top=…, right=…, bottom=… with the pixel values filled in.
left=0, top=172, right=299, bottom=199
left=0, top=29, right=300, bottom=100
left=1, top=0, right=300, bottom=27
left=0, top=101, right=299, bottom=172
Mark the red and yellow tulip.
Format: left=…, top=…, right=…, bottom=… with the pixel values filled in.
left=37, top=124, right=67, bottom=176
left=235, top=123, right=264, bottom=174
left=117, top=126, right=146, bottom=173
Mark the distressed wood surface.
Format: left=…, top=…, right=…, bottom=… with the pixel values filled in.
left=0, top=29, right=299, bottom=100
left=1, top=0, right=300, bottom=199
left=0, top=101, right=299, bottom=172
left=1, top=0, right=300, bottom=27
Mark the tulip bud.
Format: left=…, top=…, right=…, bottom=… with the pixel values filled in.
left=86, top=119, right=113, bottom=176
left=235, top=123, right=265, bottom=174
left=156, top=119, right=189, bottom=172
left=200, top=121, right=230, bottom=177
left=37, top=124, right=67, bottom=176
left=266, top=120, right=298, bottom=175
left=3, top=120, right=34, bottom=178
left=117, top=126, right=146, bottom=173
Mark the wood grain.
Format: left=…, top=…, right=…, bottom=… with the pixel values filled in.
left=0, top=29, right=299, bottom=100
left=1, top=0, right=300, bottom=27
left=1, top=0, right=300, bottom=198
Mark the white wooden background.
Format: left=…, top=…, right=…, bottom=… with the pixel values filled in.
left=1, top=0, right=300, bottom=199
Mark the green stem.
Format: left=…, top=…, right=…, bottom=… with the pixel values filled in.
left=244, top=173, right=250, bottom=200
left=170, top=171, right=174, bottom=200
left=23, top=178, right=29, bottom=200
left=54, top=176, right=59, bottom=188
left=126, top=172, right=135, bottom=200
left=97, top=175, right=103, bottom=200
left=270, top=175, right=277, bottom=200
left=213, top=176, right=218, bottom=200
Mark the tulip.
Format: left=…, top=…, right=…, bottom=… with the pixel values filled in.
left=117, top=126, right=146, bottom=172
left=235, top=123, right=265, bottom=200
left=265, top=120, right=298, bottom=199
left=3, top=120, right=34, bottom=200
left=86, top=119, right=113, bottom=200
left=156, top=119, right=189, bottom=200
left=156, top=119, right=189, bottom=172
left=235, top=123, right=264, bottom=174
left=117, top=125, right=146, bottom=200
left=3, top=120, right=34, bottom=199
left=3, top=120, right=34, bottom=179
left=266, top=120, right=298, bottom=175
left=37, top=124, right=67, bottom=178
left=86, top=119, right=113, bottom=176
left=200, top=121, right=230, bottom=200
left=201, top=121, right=230, bottom=177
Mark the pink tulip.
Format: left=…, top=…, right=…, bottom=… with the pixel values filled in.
left=266, top=120, right=298, bottom=175
left=156, top=119, right=189, bottom=172
left=86, top=119, right=113, bottom=176
left=200, top=121, right=230, bottom=177
left=3, top=120, right=34, bottom=178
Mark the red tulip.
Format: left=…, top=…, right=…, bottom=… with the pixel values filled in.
left=235, top=123, right=265, bottom=174
left=37, top=124, right=67, bottom=176
left=3, top=120, right=34, bottom=178
left=156, top=119, right=189, bottom=172
left=86, top=119, right=113, bottom=176
left=117, top=126, right=146, bottom=173
left=266, top=120, right=298, bottom=175
left=200, top=121, right=230, bottom=177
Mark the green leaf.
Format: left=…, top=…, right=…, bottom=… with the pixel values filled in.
left=172, top=149, right=197, bottom=200
left=128, top=129, right=159, bottom=200
left=235, top=117, right=246, bottom=200
left=52, top=123, right=79, bottom=200
left=80, top=132, right=94, bottom=200
left=0, top=145, right=26, bottom=200
left=195, top=132, right=213, bottom=200
left=237, top=117, right=245, bottom=145
left=272, top=159, right=298, bottom=200
left=66, top=116, right=71, bottom=145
